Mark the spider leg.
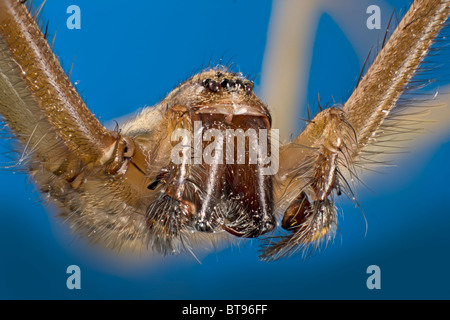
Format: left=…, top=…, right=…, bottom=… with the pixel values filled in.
left=262, top=0, right=450, bottom=261
left=0, top=0, right=161, bottom=251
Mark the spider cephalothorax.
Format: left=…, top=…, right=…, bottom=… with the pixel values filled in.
left=127, top=68, right=277, bottom=254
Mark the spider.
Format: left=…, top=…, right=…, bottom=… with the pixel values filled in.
left=0, top=0, right=449, bottom=262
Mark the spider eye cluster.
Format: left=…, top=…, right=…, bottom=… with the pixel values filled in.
left=201, top=77, right=254, bottom=94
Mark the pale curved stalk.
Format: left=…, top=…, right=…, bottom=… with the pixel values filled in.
left=260, top=1, right=325, bottom=141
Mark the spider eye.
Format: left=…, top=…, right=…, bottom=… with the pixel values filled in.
left=202, top=74, right=253, bottom=94
left=202, top=78, right=220, bottom=92
left=202, top=78, right=210, bottom=88
left=220, top=79, right=236, bottom=90
left=244, top=81, right=254, bottom=93
left=220, top=79, right=229, bottom=88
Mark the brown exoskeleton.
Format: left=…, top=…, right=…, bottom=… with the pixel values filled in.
left=0, top=0, right=449, bottom=261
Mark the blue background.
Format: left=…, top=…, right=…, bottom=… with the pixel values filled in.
left=0, top=0, right=449, bottom=299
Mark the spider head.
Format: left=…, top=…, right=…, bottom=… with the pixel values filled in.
left=161, top=68, right=270, bottom=123
left=145, top=68, right=278, bottom=253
